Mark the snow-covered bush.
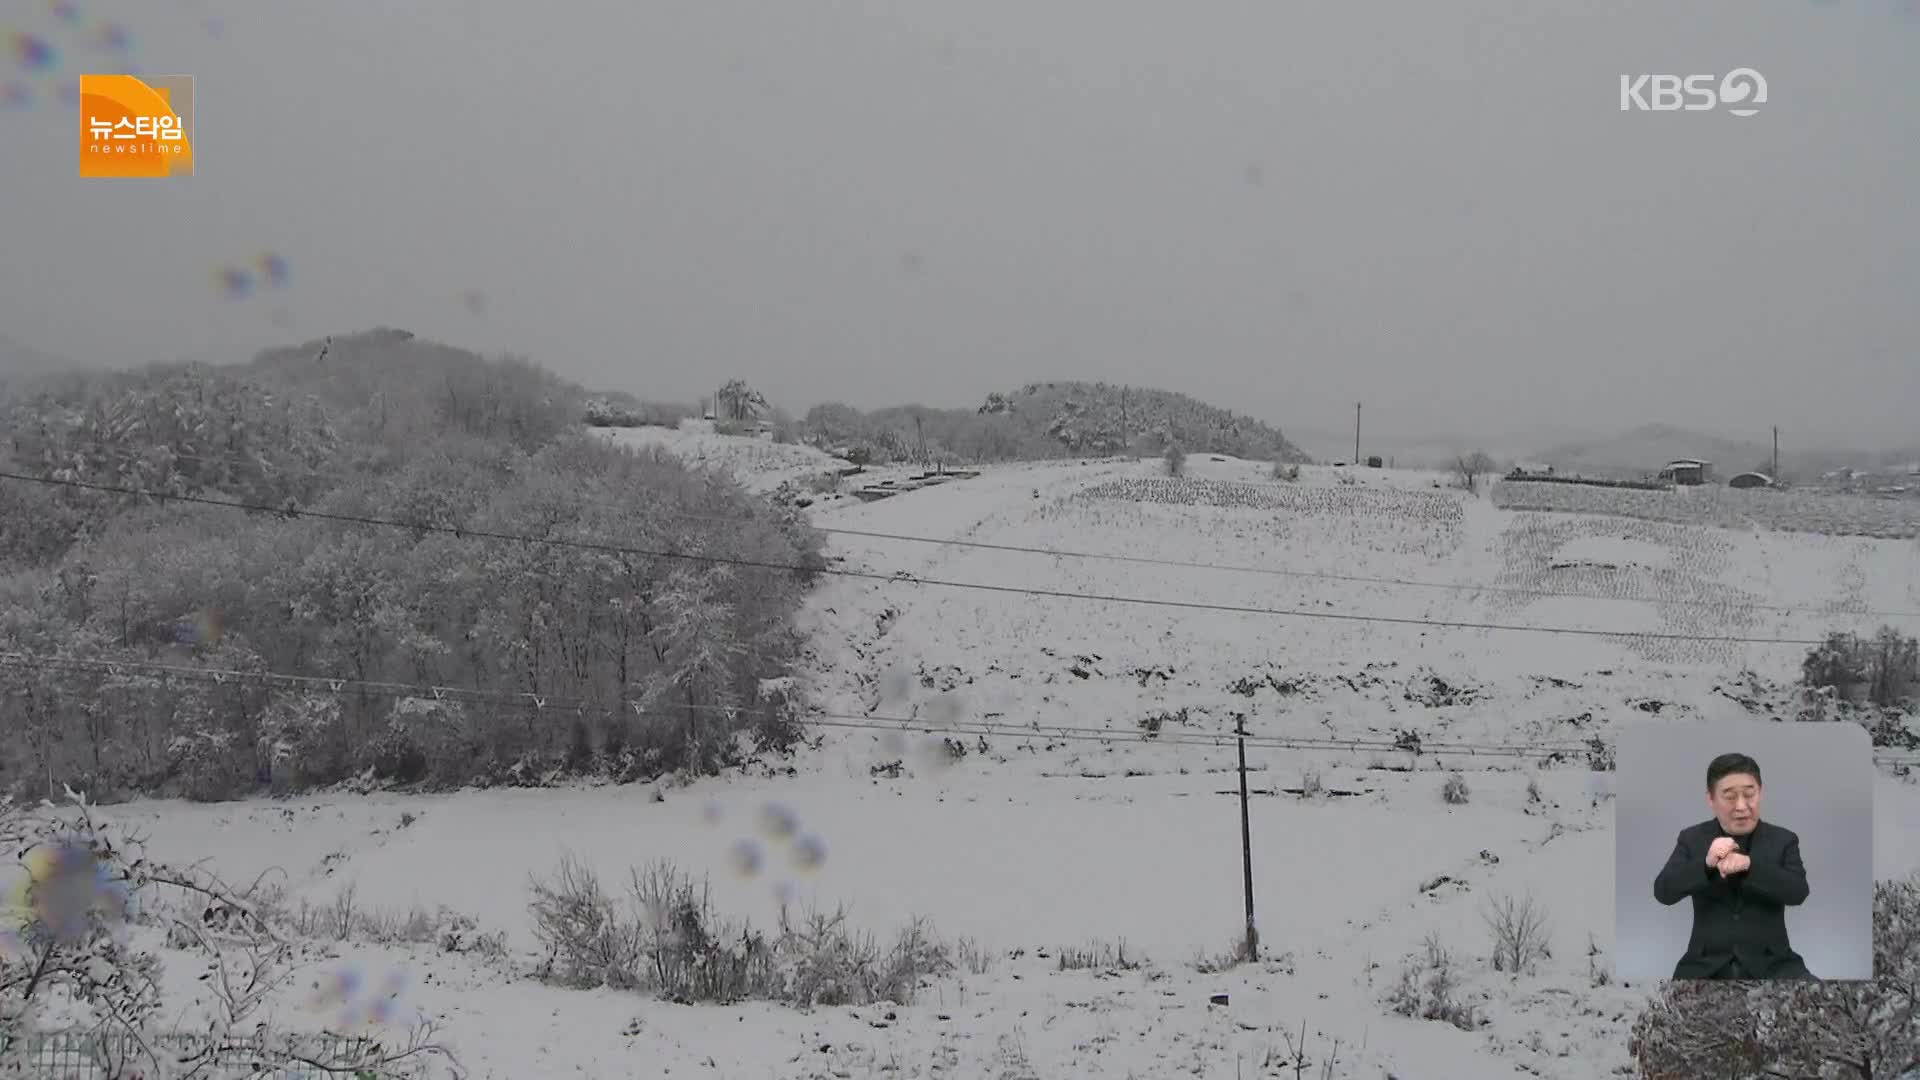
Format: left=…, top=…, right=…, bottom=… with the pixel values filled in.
left=1383, top=933, right=1479, bottom=1031
left=1629, top=874, right=1920, bottom=1079
left=1802, top=627, right=1920, bottom=711
left=0, top=789, right=457, bottom=1077
left=366, top=697, right=475, bottom=786
left=256, top=693, right=347, bottom=793
left=164, top=729, right=253, bottom=804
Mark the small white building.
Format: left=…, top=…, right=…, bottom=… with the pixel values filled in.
left=1657, top=459, right=1712, bottom=486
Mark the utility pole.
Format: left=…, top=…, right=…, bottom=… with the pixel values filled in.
left=1353, top=403, right=1361, bottom=464
left=1772, top=426, right=1780, bottom=479
left=1236, top=713, right=1259, bottom=962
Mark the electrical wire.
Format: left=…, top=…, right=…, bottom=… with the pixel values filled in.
left=0, top=472, right=1859, bottom=646
left=26, top=443, right=1920, bottom=620
left=5, top=650, right=1916, bottom=766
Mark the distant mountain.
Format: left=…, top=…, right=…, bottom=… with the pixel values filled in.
left=1530, top=423, right=1776, bottom=479
left=803, top=381, right=1311, bottom=465
left=1287, top=421, right=1599, bottom=470
left=1528, top=423, right=1920, bottom=481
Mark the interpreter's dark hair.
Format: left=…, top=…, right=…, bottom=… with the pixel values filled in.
left=1706, top=752, right=1762, bottom=792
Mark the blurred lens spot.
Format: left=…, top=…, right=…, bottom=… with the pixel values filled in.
left=924, top=691, right=964, bottom=728
left=729, top=839, right=763, bottom=878
left=791, top=834, right=826, bottom=872
left=879, top=665, right=914, bottom=703
left=214, top=266, right=253, bottom=299
left=758, top=802, right=799, bottom=841
left=9, top=32, right=56, bottom=72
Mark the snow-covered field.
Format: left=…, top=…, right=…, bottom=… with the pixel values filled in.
left=1493, top=476, right=1920, bottom=539
left=95, top=449, right=1920, bottom=1078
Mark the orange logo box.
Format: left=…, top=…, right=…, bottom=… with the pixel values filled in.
left=79, top=74, right=194, bottom=178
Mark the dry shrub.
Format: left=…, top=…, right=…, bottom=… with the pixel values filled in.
left=1298, top=767, right=1326, bottom=799
left=1054, top=939, right=1144, bottom=972
left=1630, top=874, right=1920, bottom=1080
left=955, top=936, right=996, bottom=975
left=528, top=856, right=950, bottom=1007
left=1384, top=933, right=1477, bottom=1031
left=528, top=855, right=646, bottom=990
left=1193, top=935, right=1256, bottom=975
left=1485, top=891, right=1552, bottom=975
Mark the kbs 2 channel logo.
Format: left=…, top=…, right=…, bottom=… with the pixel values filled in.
left=79, top=74, right=195, bottom=178
left=1619, top=69, right=1767, bottom=117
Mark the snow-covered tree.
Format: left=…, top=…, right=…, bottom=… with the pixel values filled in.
left=646, top=567, right=746, bottom=773
left=715, top=379, right=768, bottom=423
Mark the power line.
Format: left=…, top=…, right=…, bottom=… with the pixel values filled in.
left=0, top=472, right=1853, bottom=646
left=763, top=522, right=1920, bottom=621
left=33, top=444, right=1920, bottom=620
left=5, top=650, right=1917, bottom=767
left=0, top=650, right=1586, bottom=757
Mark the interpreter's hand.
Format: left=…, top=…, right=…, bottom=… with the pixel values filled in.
left=1707, top=837, right=1738, bottom=867
left=1718, top=852, right=1752, bottom=876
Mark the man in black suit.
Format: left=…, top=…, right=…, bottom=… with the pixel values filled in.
left=1653, top=752, right=1815, bottom=980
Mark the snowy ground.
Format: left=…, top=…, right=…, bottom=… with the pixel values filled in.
left=87, top=449, right=1920, bottom=1078
left=588, top=421, right=956, bottom=512
left=591, top=422, right=852, bottom=496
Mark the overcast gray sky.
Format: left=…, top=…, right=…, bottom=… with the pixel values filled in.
left=3, top=1, right=1916, bottom=451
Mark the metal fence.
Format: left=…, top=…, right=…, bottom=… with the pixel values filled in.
left=0, top=1030, right=379, bottom=1078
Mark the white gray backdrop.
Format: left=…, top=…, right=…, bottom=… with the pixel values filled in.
left=1614, top=721, right=1874, bottom=981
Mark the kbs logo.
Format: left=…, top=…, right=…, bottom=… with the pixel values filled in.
left=79, top=74, right=194, bottom=178
left=1619, top=69, right=1767, bottom=117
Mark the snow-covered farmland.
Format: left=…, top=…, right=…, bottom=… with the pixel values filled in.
left=1493, top=477, right=1920, bottom=539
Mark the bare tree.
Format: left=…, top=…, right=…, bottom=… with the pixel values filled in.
left=1483, top=891, right=1551, bottom=974
left=1456, top=450, right=1497, bottom=493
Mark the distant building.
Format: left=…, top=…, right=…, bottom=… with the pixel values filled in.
left=1728, top=471, right=1774, bottom=489
left=1657, top=459, right=1712, bottom=486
